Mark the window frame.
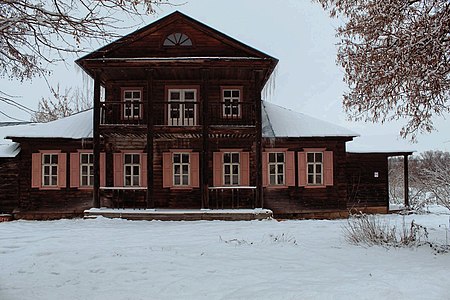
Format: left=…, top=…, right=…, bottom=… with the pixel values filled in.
left=123, top=153, right=141, bottom=187
left=79, top=152, right=94, bottom=188
left=166, top=86, right=199, bottom=126
left=121, top=88, right=143, bottom=120
left=172, top=152, right=191, bottom=187
left=163, top=33, right=193, bottom=46
left=268, top=152, right=285, bottom=186
left=223, top=152, right=240, bottom=186
left=221, top=87, right=242, bottom=119
left=42, top=153, right=59, bottom=187
left=306, top=152, right=323, bottom=186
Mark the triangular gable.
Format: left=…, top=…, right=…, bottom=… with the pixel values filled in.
left=77, top=11, right=277, bottom=61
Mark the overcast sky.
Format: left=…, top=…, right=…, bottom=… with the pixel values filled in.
left=0, top=0, right=448, bottom=153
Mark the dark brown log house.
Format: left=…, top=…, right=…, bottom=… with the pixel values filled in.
left=0, top=12, right=413, bottom=220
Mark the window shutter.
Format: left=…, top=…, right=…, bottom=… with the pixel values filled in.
left=162, top=152, right=172, bottom=188
left=58, top=153, right=67, bottom=188
left=113, top=153, right=123, bottom=187
left=213, top=152, right=222, bottom=187
left=100, top=153, right=106, bottom=187
left=298, top=152, right=307, bottom=187
left=70, top=153, right=79, bottom=188
left=141, top=153, right=147, bottom=187
left=241, top=152, right=250, bottom=186
left=262, top=152, right=268, bottom=187
left=31, top=153, right=41, bottom=188
left=324, top=151, right=334, bottom=186
left=190, top=152, right=200, bottom=188
left=285, top=151, right=295, bottom=187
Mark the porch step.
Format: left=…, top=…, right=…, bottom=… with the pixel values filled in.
left=84, top=208, right=273, bottom=221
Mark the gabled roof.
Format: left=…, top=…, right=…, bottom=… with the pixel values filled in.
left=262, top=101, right=359, bottom=138
left=76, top=10, right=278, bottom=67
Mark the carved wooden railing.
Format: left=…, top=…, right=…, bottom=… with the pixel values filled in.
left=208, top=186, right=256, bottom=209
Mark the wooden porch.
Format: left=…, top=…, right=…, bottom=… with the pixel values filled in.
left=84, top=208, right=272, bottom=221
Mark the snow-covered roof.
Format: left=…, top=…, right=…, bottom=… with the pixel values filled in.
left=262, top=101, right=359, bottom=138
left=6, top=109, right=93, bottom=140
left=0, top=110, right=93, bottom=158
left=347, top=135, right=416, bottom=154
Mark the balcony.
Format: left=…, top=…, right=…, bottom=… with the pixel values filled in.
left=99, top=101, right=256, bottom=127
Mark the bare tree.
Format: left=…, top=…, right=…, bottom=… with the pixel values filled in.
left=31, top=84, right=92, bottom=122
left=1, top=0, right=171, bottom=90
left=316, top=0, right=450, bottom=139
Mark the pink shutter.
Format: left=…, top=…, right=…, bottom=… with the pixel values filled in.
left=31, top=153, right=41, bottom=188
left=324, top=151, right=334, bottom=186
left=162, top=152, right=172, bottom=188
left=141, top=153, right=147, bottom=187
left=70, top=153, right=79, bottom=188
left=100, top=153, right=106, bottom=187
left=190, top=152, right=200, bottom=188
left=241, top=152, right=250, bottom=186
left=113, top=153, right=123, bottom=187
left=213, top=152, right=223, bottom=187
left=298, top=152, right=307, bottom=187
left=262, top=152, right=268, bottom=187
left=285, top=151, right=295, bottom=187
left=58, top=153, right=67, bottom=188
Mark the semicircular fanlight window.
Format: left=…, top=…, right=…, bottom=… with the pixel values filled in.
left=163, top=33, right=192, bottom=46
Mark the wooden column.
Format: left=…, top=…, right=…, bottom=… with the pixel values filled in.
left=146, top=69, right=155, bottom=209
left=201, top=69, right=210, bottom=209
left=254, top=70, right=263, bottom=209
left=404, top=154, right=409, bottom=207
left=93, top=72, right=101, bottom=208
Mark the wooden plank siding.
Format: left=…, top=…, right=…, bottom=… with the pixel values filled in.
left=0, top=157, right=20, bottom=213
left=13, top=140, right=95, bottom=219
left=346, top=153, right=389, bottom=213
left=262, top=138, right=350, bottom=218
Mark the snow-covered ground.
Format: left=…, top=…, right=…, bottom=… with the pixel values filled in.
left=1, top=209, right=450, bottom=300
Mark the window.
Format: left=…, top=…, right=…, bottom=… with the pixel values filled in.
left=307, top=152, right=323, bottom=185
left=42, top=154, right=58, bottom=187
left=80, top=153, right=94, bottom=187
left=223, top=152, right=240, bottom=185
left=269, top=153, right=285, bottom=185
left=123, top=89, right=142, bottom=119
left=222, top=89, right=241, bottom=118
left=124, top=154, right=140, bottom=186
left=163, top=33, right=192, bottom=46
left=173, top=153, right=190, bottom=186
left=168, top=89, right=197, bottom=126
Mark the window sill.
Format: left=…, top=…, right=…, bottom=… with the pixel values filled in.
left=265, top=185, right=288, bottom=189
left=37, top=186, right=62, bottom=190
left=170, top=186, right=195, bottom=190
left=303, top=185, right=327, bottom=189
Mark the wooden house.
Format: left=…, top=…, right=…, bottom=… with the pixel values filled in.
left=0, top=12, right=413, bottom=220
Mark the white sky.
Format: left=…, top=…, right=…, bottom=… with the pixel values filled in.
left=0, top=0, right=448, bottom=153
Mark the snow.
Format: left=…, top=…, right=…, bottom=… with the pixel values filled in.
left=347, top=135, right=416, bottom=154
left=1, top=211, right=449, bottom=300
left=262, top=101, right=359, bottom=138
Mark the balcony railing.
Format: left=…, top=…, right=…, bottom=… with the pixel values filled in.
left=208, top=186, right=256, bottom=209
left=100, top=187, right=147, bottom=209
left=99, top=101, right=256, bottom=126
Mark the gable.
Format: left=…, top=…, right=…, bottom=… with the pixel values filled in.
left=78, top=11, right=276, bottom=61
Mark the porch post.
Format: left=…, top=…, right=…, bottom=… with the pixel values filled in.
left=93, top=72, right=101, bottom=208
left=146, top=69, right=154, bottom=209
left=201, top=69, right=210, bottom=209
left=403, top=154, right=409, bottom=208
left=254, top=70, right=263, bottom=209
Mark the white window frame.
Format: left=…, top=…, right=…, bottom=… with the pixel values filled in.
left=168, top=89, right=197, bottom=126
left=222, top=88, right=241, bottom=118
left=123, top=153, right=141, bottom=187
left=173, top=153, right=190, bottom=186
left=42, top=153, right=58, bottom=187
left=268, top=152, right=285, bottom=186
left=307, top=152, right=323, bottom=185
left=123, top=89, right=142, bottom=119
left=80, top=153, right=94, bottom=187
left=223, top=152, right=240, bottom=186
